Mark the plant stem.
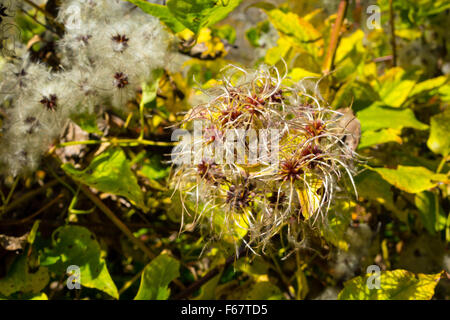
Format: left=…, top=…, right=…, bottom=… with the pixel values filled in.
left=51, top=154, right=186, bottom=291
left=79, top=185, right=156, bottom=259
left=139, top=101, right=145, bottom=141
left=269, top=253, right=295, bottom=299
left=1, top=194, right=64, bottom=225
left=118, top=268, right=145, bottom=296
left=0, top=189, right=5, bottom=204
left=436, top=155, right=448, bottom=173
left=389, top=0, right=397, bottom=67
left=22, top=0, right=65, bottom=32
left=20, top=8, right=59, bottom=36
left=0, top=179, right=60, bottom=217
left=57, top=138, right=175, bottom=148
left=110, top=138, right=175, bottom=147
left=373, top=55, right=393, bottom=63
left=322, top=0, right=349, bottom=74
left=2, top=176, right=19, bottom=208
left=172, top=241, right=247, bottom=299
left=57, top=140, right=103, bottom=147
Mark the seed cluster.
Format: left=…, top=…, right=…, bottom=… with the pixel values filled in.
left=171, top=65, right=357, bottom=248
left=0, top=0, right=175, bottom=176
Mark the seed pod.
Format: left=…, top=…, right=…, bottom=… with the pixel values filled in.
left=171, top=65, right=359, bottom=249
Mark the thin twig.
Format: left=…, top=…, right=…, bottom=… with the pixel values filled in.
left=322, top=0, right=349, bottom=74
left=20, top=8, right=59, bottom=35
left=2, top=176, right=19, bottom=210
left=389, top=0, right=397, bottom=67
left=373, top=55, right=393, bottom=63
left=118, top=268, right=145, bottom=296
left=436, top=155, right=448, bottom=174
left=78, top=185, right=186, bottom=291
left=79, top=185, right=156, bottom=259
left=1, top=179, right=59, bottom=216
left=57, top=138, right=175, bottom=148
left=172, top=242, right=247, bottom=300
left=269, top=253, right=295, bottom=300
left=22, top=0, right=65, bottom=32
left=0, top=193, right=64, bottom=225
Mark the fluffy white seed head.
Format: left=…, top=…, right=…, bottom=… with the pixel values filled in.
left=0, top=0, right=175, bottom=176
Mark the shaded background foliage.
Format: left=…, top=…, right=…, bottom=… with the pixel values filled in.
left=0, top=0, right=448, bottom=300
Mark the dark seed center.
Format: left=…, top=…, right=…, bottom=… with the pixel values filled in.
left=114, top=72, right=129, bottom=89
left=40, top=94, right=58, bottom=111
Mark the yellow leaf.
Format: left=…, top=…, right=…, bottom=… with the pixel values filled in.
left=288, top=68, right=320, bottom=81
left=264, top=36, right=292, bottom=65
left=339, top=270, right=443, bottom=300
left=264, top=9, right=322, bottom=57
left=335, top=30, right=365, bottom=64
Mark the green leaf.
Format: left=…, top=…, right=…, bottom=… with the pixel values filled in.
left=236, top=256, right=270, bottom=277
left=395, top=28, right=422, bottom=41
left=139, top=155, right=170, bottom=180
left=0, top=255, right=49, bottom=297
left=213, top=25, right=236, bottom=44
left=333, top=54, right=365, bottom=81
left=427, top=109, right=450, bottom=156
left=374, top=67, right=420, bottom=108
left=28, top=292, right=48, bottom=300
left=335, top=30, right=365, bottom=65
left=438, top=84, right=450, bottom=102
left=332, top=80, right=380, bottom=112
left=338, top=270, right=442, bottom=300
left=167, top=0, right=243, bottom=34
left=415, top=191, right=447, bottom=234
left=27, top=220, right=41, bottom=245
left=357, top=103, right=428, bottom=132
left=370, top=165, right=448, bottom=194
left=356, top=170, right=407, bottom=221
left=134, top=254, right=180, bottom=300
left=355, top=170, right=395, bottom=207
left=379, top=0, right=450, bottom=25
left=40, top=225, right=118, bottom=299
left=0, top=292, right=49, bottom=300
left=323, top=212, right=351, bottom=251
left=61, top=147, right=147, bottom=210
left=193, top=273, right=222, bottom=300
left=358, top=128, right=402, bottom=149
left=70, top=112, right=102, bottom=135
left=15, top=12, right=46, bottom=43
left=141, top=69, right=164, bottom=110
left=245, top=20, right=271, bottom=47
left=127, top=0, right=242, bottom=34
left=294, top=269, right=309, bottom=300
left=244, top=281, right=283, bottom=300
left=409, top=76, right=448, bottom=97
left=322, top=199, right=355, bottom=251
left=125, top=0, right=186, bottom=33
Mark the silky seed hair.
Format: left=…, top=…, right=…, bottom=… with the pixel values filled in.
left=171, top=64, right=358, bottom=251
left=0, top=0, right=175, bottom=176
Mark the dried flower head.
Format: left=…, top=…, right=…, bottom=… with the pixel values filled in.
left=171, top=65, right=359, bottom=251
